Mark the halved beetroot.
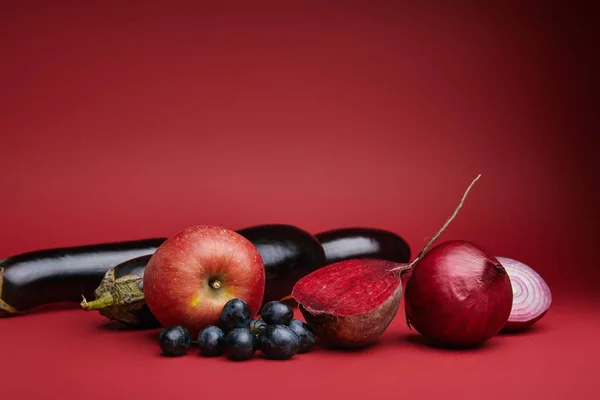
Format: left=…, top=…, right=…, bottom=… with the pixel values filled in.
left=292, top=259, right=405, bottom=348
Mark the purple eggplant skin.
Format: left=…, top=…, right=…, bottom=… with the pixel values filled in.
left=113, top=254, right=152, bottom=281
left=315, top=227, right=411, bottom=265
left=101, top=227, right=410, bottom=328
left=1, top=225, right=410, bottom=326
left=0, top=239, right=165, bottom=316
left=0, top=225, right=328, bottom=320
left=87, top=225, right=327, bottom=328
left=236, top=224, right=327, bottom=305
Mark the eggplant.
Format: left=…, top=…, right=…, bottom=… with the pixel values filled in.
left=83, top=224, right=327, bottom=327
left=0, top=239, right=165, bottom=317
left=84, top=226, right=411, bottom=328
left=236, top=224, right=326, bottom=304
left=1, top=224, right=411, bottom=328
left=315, top=227, right=410, bottom=265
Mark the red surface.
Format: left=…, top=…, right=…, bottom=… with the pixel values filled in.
left=1, top=1, right=598, bottom=399
left=2, top=301, right=600, bottom=399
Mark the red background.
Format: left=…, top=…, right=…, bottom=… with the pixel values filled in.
left=1, top=1, right=598, bottom=399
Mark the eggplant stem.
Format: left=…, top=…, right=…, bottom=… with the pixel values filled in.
left=409, top=174, right=482, bottom=268
left=81, top=294, right=114, bottom=310
left=0, top=268, right=21, bottom=316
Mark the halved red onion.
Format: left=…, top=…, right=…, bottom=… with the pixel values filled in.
left=496, top=256, right=552, bottom=332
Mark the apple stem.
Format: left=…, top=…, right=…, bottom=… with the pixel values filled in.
left=81, top=294, right=114, bottom=310
left=210, top=280, right=222, bottom=290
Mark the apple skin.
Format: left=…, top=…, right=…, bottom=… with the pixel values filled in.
left=143, top=225, right=265, bottom=337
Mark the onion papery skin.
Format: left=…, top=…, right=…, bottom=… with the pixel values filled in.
left=496, top=257, right=552, bottom=332
left=404, top=241, right=513, bottom=348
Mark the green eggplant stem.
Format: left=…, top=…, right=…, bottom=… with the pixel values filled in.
left=81, top=294, right=114, bottom=311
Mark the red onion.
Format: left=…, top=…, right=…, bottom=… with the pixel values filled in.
left=404, top=241, right=513, bottom=347
left=397, top=174, right=514, bottom=347
left=496, top=256, right=552, bottom=332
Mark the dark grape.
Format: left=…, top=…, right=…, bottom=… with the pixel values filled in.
left=258, top=325, right=300, bottom=360
left=198, top=326, right=226, bottom=357
left=261, top=301, right=293, bottom=325
left=158, top=326, right=191, bottom=357
left=219, top=298, right=251, bottom=331
left=225, top=328, right=257, bottom=361
left=288, top=319, right=315, bottom=353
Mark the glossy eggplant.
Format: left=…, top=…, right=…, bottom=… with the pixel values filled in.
left=85, top=226, right=411, bottom=328
left=237, top=224, right=327, bottom=304
left=0, top=239, right=165, bottom=317
left=83, top=224, right=327, bottom=327
left=2, top=225, right=411, bottom=327
left=315, top=227, right=411, bottom=265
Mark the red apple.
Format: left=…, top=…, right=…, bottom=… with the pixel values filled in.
left=143, top=225, right=265, bottom=337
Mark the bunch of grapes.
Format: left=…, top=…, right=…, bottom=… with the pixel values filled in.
left=158, top=299, right=315, bottom=360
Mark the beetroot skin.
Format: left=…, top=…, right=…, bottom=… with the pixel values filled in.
left=292, top=259, right=404, bottom=348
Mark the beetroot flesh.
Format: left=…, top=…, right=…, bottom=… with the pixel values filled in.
left=292, top=259, right=404, bottom=347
